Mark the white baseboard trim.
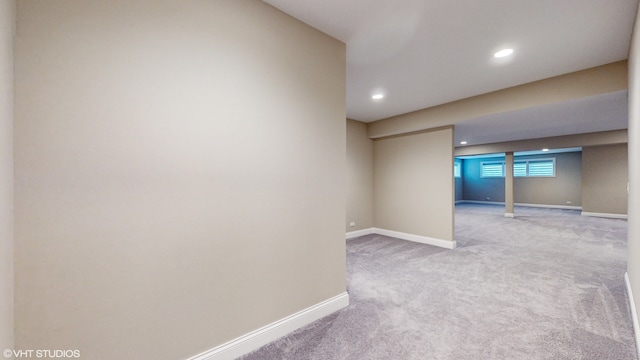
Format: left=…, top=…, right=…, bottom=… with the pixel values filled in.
left=373, top=228, right=456, bottom=249
left=625, top=272, right=640, bottom=359
left=346, top=227, right=375, bottom=240
left=459, top=200, right=504, bottom=206
left=187, top=292, right=349, bottom=360
left=515, top=202, right=582, bottom=210
left=457, top=200, right=582, bottom=211
left=505, top=212, right=514, bottom=218
left=581, top=211, right=628, bottom=219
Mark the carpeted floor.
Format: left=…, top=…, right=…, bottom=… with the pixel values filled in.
left=240, top=204, right=637, bottom=359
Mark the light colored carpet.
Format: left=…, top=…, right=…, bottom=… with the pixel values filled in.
left=240, top=204, right=637, bottom=359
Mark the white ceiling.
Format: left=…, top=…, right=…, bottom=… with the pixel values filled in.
left=264, top=0, right=637, bottom=146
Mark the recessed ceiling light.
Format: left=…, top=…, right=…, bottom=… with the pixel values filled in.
left=494, top=48, right=514, bottom=58
left=460, top=141, right=468, bottom=145
left=542, top=148, right=549, bottom=152
left=372, top=94, right=384, bottom=100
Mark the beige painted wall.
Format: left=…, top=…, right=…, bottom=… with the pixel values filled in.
left=14, top=1, right=346, bottom=359
left=515, top=152, right=582, bottom=207
left=369, top=61, right=628, bottom=139
left=582, top=144, right=628, bottom=215
left=0, top=0, right=14, bottom=353
left=461, top=152, right=583, bottom=207
left=347, top=119, right=374, bottom=232
left=461, top=157, right=506, bottom=202
left=374, top=127, right=454, bottom=241
left=628, top=0, right=640, bottom=331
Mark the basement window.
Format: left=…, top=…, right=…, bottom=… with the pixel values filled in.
left=514, top=161, right=527, bottom=177
left=516, top=158, right=556, bottom=177
left=482, top=158, right=556, bottom=178
left=526, top=159, right=555, bottom=177
left=480, top=162, right=504, bottom=177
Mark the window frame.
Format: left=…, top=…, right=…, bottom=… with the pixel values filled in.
left=480, top=161, right=505, bottom=178
left=480, top=157, right=556, bottom=178
left=513, top=161, right=527, bottom=177
left=524, top=158, right=556, bottom=177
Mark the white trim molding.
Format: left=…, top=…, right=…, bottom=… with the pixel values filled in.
left=346, top=227, right=375, bottom=240
left=505, top=212, right=514, bottom=218
left=373, top=228, right=456, bottom=249
left=581, top=211, right=628, bottom=219
left=516, top=202, right=582, bottom=211
left=457, top=200, right=582, bottom=211
left=188, top=292, right=349, bottom=360
left=625, top=272, right=640, bottom=359
left=346, top=228, right=456, bottom=249
left=459, top=200, right=504, bottom=206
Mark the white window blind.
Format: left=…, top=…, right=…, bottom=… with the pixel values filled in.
left=527, top=159, right=555, bottom=177
left=480, top=158, right=555, bottom=178
left=513, top=162, right=527, bottom=177
left=481, top=162, right=504, bottom=177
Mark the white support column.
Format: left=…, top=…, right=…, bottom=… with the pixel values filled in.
left=505, top=152, right=514, bottom=218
